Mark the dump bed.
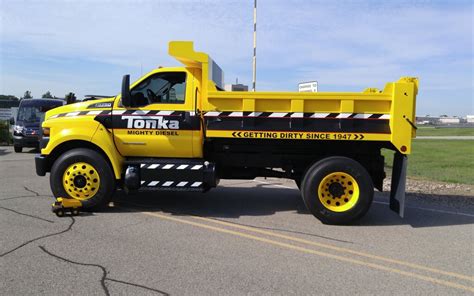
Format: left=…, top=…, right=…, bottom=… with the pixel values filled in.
left=169, top=41, right=418, bottom=154
left=203, top=78, right=418, bottom=154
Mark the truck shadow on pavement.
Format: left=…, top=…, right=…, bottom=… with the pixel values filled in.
left=22, top=148, right=40, bottom=154
left=0, top=147, right=12, bottom=156
left=112, top=185, right=308, bottom=219
left=108, top=185, right=474, bottom=229
left=0, top=147, right=38, bottom=155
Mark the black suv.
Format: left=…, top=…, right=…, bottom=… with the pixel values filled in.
left=11, top=99, right=64, bottom=152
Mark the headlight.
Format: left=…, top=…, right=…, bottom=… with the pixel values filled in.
left=13, top=125, right=24, bottom=134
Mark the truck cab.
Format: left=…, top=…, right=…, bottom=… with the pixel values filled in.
left=111, top=67, right=203, bottom=158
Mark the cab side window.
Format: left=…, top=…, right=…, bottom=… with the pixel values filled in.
left=130, top=72, right=186, bottom=107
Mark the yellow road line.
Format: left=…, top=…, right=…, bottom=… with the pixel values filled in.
left=120, top=199, right=472, bottom=282
left=192, top=216, right=474, bottom=283
left=120, top=200, right=472, bottom=282
left=142, top=211, right=474, bottom=293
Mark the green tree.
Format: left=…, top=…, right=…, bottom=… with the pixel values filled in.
left=65, top=92, right=77, bottom=104
left=22, top=91, right=32, bottom=99
left=42, top=91, right=53, bottom=99
left=0, top=95, right=19, bottom=101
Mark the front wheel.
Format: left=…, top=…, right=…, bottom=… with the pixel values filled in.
left=301, top=156, right=374, bottom=225
left=50, top=148, right=115, bottom=211
left=14, top=146, right=22, bottom=153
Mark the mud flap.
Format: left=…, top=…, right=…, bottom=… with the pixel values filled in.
left=390, top=152, right=407, bottom=217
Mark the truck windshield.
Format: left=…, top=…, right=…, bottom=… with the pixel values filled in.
left=17, top=106, right=42, bottom=123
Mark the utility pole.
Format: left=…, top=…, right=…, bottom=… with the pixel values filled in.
left=252, top=0, right=257, bottom=92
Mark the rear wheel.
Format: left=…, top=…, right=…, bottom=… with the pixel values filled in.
left=301, top=156, right=373, bottom=224
left=50, top=148, right=115, bottom=210
left=14, top=146, right=22, bottom=153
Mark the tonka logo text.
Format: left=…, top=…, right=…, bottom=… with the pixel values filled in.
left=122, top=116, right=179, bottom=130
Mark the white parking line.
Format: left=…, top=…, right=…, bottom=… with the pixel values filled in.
left=253, top=180, right=474, bottom=218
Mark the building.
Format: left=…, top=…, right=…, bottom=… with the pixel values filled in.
left=416, top=116, right=439, bottom=125
left=0, top=99, right=20, bottom=121
left=439, top=116, right=460, bottom=124
left=0, top=99, right=20, bottom=109
left=224, top=83, right=248, bottom=92
left=466, top=115, right=474, bottom=123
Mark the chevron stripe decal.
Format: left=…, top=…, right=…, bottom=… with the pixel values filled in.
left=203, top=112, right=390, bottom=119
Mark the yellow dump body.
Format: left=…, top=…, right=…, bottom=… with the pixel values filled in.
left=170, top=41, right=418, bottom=154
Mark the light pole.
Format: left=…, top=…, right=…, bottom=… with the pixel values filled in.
left=252, top=0, right=257, bottom=92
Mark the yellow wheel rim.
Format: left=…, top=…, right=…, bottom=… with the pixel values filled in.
left=62, top=162, right=100, bottom=200
left=318, top=172, right=359, bottom=212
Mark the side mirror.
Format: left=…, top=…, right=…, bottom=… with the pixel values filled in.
left=10, top=117, right=15, bottom=125
left=121, top=74, right=131, bottom=107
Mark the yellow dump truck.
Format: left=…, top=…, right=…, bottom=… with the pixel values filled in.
left=35, top=41, right=418, bottom=224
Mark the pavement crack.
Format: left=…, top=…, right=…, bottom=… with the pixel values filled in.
left=39, top=246, right=169, bottom=295
left=23, top=186, right=40, bottom=196
left=0, top=195, right=36, bottom=201
left=0, top=216, right=75, bottom=258
left=39, top=246, right=110, bottom=296
left=106, top=278, right=169, bottom=295
left=0, top=194, right=51, bottom=201
left=0, top=206, right=55, bottom=223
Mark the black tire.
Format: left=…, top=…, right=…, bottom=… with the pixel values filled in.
left=50, top=148, right=115, bottom=211
left=14, top=146, right=22, bottom=153
left=56, top=210, right=64, bottom=217
left=301, top=156, right=373, bottom=225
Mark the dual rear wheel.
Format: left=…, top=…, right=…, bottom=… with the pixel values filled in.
left=300, top=157, right=374, bottom=224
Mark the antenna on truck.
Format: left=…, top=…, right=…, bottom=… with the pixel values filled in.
left=252, top=0, right=257, bottom=92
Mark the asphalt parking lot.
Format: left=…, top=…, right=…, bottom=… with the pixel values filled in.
left=1, top=146, right=473, bottom=295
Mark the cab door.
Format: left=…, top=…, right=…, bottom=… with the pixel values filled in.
left=112, top=69, right=200, bottom=158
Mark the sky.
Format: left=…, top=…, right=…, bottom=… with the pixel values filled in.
left=0, top=0, right=472, bottom=116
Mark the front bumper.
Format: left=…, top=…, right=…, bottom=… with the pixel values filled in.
left=13, top=135, right=39, bottom=148
left=39, top=137, right=50, bottom=150
left=35, top=155, right=49, bottom=176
